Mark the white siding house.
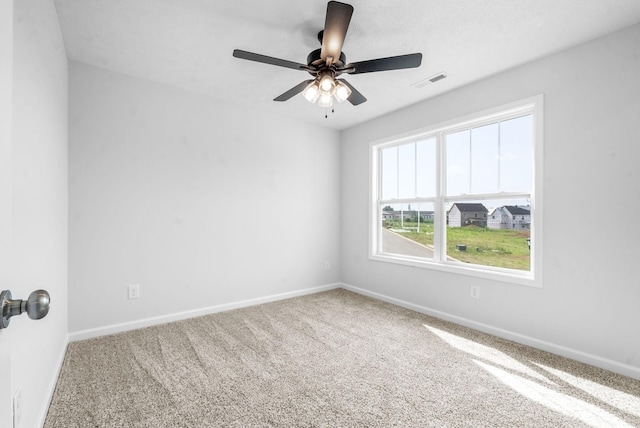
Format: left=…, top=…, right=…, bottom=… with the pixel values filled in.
left=448, top=203, right=488, bottom=227
left=487, top=206, right=531, bottom=230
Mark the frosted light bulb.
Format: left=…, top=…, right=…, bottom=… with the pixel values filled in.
left=319, top=74, right=335, bottom=92
left=303, top=82, right=320, bottom=103
left=317, top=91, right=334, bottom=108
left=334, top=81, right=352, bottom=103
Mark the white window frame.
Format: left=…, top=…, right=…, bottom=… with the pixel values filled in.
left=369, top=95, right=543, bottom=287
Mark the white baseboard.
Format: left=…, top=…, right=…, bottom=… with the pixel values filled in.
left=341, top=282, right=640, bottom=381
left=38, top=336, right=68, bottom=428
left=69, top=283, right=341, bottom=342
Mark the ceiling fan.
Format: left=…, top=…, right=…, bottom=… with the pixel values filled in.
left=232, top=1, right=422, bottom=108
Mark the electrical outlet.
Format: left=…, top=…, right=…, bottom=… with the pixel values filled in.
left=13, top=388, right=21, bottom=428
left=128, top=284, right=140, bottom=300
left=324, top=261, right=331, bottom=270
left=470, top=285, right=480, bottom=300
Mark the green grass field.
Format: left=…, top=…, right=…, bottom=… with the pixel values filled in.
left=385, top=221, right=530, bottom=271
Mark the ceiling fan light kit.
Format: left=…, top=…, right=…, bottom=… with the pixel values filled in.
left=302, top=71, right=352, bottom=107
left=233, top=1, right=422, bottom=110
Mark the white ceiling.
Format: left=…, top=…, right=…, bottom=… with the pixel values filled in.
left=53, top=0, right=640, bottom=130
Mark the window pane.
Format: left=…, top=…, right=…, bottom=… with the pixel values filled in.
left=416, top=138, right=436, bottom=197
left=381, top=202, right=435, bottom=260
left=398, top=143, right=416, bottom=198
left=500, top=115, right=532, bottom=192
left=374, top=101, right=538, bottom=278
left=471, top=123, right=499, bottom=194
left=381, top=146, right=398, bottom=200
left=446, top=130, right=470, bottom=195
left=446, top=198, right=531, bottom=271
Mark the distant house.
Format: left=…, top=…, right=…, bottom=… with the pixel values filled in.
left=448, top=203, right=488, bottom=227
left=418, top=211, right=435, bottom=221
left=488, top=205, right=531, bottom=230
left=382, top=209, right=434, bottom=223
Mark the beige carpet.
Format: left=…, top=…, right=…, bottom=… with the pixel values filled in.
left=45, top=289, right=640, bottom=427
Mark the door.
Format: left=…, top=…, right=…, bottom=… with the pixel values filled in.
left=1, top=1, right=14, bottom=426
left=0, top=328, right=12, bottom=428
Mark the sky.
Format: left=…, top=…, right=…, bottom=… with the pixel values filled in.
left=380, top=114, right=532, bottom=211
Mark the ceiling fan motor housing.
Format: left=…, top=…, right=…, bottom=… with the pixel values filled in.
left=306, top=48, right=347, bottom=72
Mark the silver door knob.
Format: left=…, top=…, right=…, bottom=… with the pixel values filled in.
left=0, top=289, right=50, bottom=329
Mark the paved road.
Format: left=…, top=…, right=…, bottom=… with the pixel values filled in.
left=382, top=228, right=435, bottom=258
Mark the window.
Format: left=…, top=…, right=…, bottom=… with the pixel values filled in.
left=370, top=96, right=543, bottom=286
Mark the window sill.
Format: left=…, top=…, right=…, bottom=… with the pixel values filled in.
left=369, top=253, right=541, bottom=288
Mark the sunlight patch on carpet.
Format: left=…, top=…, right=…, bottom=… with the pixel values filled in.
left=534, top=362, right=640, bottom=418
left=475, top=360, right=633, bottom=428
left=424, top=325, right=551, bottom=383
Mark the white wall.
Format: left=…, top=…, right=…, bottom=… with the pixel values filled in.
left=0, top=1, right=14, bottom=426
left=11, top=0, right=69, bottom=427
left=341, top=24, right=640, bottom=378
left=68, top=62, right=341, bottom=334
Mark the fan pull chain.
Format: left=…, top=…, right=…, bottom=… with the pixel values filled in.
left=324, top=106, right=336, bottom=119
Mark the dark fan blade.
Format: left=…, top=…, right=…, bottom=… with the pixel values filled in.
left=320, top=1, right=353, bottom=64
left=345, top=53, right=422, bottom=74
left=337, top=79, right=366, bottom=105
left=233, top=49, right=310, bottom=72
left=274, top=80, right=314, bottom=102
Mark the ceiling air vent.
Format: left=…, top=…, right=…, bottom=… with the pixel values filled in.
left=410, top=72, right=448, bottom=89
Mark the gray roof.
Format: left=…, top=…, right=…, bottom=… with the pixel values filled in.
left=450, top=203, right=488, bottom=213
left=504, top=205, right=530, bottom=215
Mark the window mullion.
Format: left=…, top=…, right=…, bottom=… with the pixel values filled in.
left=414, top=141, right=418, bottom=198
left=395, top=145, right=400, bottom=200
left=497, top=121, right=501, bottom=191
left=435, top=132, right=445, bottom=262
left=468, top=130, right=472, bottom=194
